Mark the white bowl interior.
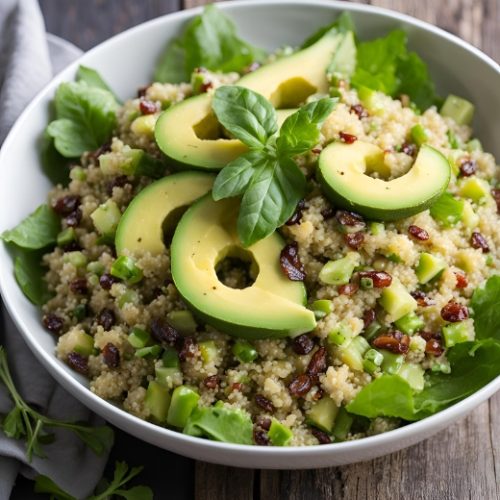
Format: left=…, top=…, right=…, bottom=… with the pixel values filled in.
left=0, top=0, right=498, bottom=468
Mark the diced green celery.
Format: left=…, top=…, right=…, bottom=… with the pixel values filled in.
left=199, top=340, right=218, bottom=365
left=360, top=277, right=374, bottom=289
left=69, top=166, right=87, bottom=182
left=447, top=129, right=461, bottom=149
left=394, top=312, right=425, bottom=335
left=358, top=86, right=384, bottom=114
left=100, top=148, right=163, bottom=177
left=337, top=336, right=370, bottom=371
left=430, top=193, right=464, bottom=227
left=86, top=261, right=105, bottom=275
left=63, top=330, right=94, bottom=357
left=57, top=228, right=76, bottom=247
left=327, top=321, right=353, bottom=346
left=306, top=397, right=339, bottom=433
left=410, top=124, right=428, bottom=146
left=398, top=363, right=425, bottom=391
left=88, top=275, right=99, bottom=287
left=332, top=407, right=353, bottom=441
left=64, top=251, right=87, bottom=268
left=319, top=252, right=360, bottom=285
left=381, top=350, right=404, bottom=374
left=145, top=380, right=171, bottom=423
left=117, top=289, right=139, bottom=308
left=442, top=322, right=470, bottom=348
left=111, top=256, right=143, bottom=284
left=363, top=320, right=382, bottom=341
left=166, top=310, right=197, bottom=334
left=268, top=419, right=293, bottom=446
left=167, top=385, right=200, bottom=428
left=379, top=279, right=417, bottom=321
left=311, top=299, right=333, bottom=319
left=162, top=346, right=180, bottom=368
left=466, top=139, right=483, bottom=152
left=458, top=177, right=491, bottom=203
left=486, top=255, right=495, bottom=267
left=72, top=304, right=87, bottom=322
left=232, top=340, right=258, bottom=363
left=440, top=95, right=474, bottom=125
left=90, top=200, right=121, bottom=237
left=362, top=349, right=384, bottom=374
left=155, top=366, right=181, bottom=387
left=461, top=201, right=479, bottom=229
left=135, top=345, right=162, bottom=358
left=128, top=327, right=151, bottom=348
left=416, top=252, right=447, bottom=284
left=369, top=222, right=385, bottom=236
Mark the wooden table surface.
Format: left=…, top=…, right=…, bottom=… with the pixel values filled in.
left=34, top=1, right=500, bottom=499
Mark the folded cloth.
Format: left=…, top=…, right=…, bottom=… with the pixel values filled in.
left=0, top=1, right=110, bottom=498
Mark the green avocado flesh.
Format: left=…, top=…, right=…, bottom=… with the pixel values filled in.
left=317, top=141, right=451, bottom=221
left=115, top=171, right=214, bottom=255
left=171, top=195, right=316, bottom=339
left=155, top=29, right=346, bottom=170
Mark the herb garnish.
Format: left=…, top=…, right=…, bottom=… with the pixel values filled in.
left=212, top=86, right=336, bottom=247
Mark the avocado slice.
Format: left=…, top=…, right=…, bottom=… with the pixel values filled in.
left=155, top=29, right=347, bottom=170
left=115, top=171, right=214, bottom=255
left=171, top=195, right=316, bottom=339
left=317, top=141, right=451, bottom=221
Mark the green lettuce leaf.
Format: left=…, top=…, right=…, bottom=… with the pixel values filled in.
left=470, top=274, right=500, bottom=341
left=300, top=11, right=355, bottom=49
left=76, top=65, right=119, bottom=101
left=13, top=248, right=52, bottom=305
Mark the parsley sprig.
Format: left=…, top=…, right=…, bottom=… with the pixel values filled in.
left=0, top=346, right=114, bottom=461
left=212, top=86, right=336, bottom=246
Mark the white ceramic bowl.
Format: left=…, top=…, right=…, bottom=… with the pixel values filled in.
left=0, top=0, right=499, bottom=469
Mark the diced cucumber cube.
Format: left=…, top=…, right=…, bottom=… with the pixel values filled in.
left=111, top=256, right=143, bottom=284
left=311, top=299, right=333, bottom=319
left=381, top=350, right=404, bottom=374
left=162, top=346, right=180, bottom=368
left=167, top=385, right=200, bottom=428
left=146, top=380, right=171, bottom=423
left=90, top=200, right=121, bottom=237
left=268, top=419, right=293, bottom=446
left=128, top=327, right=151, bottom=349
left=306, top=397, right=339, bottom=433
left=440, top=95, right=474, bottom=125
left=410, top=124, right=428, bottom=146
left=166, top=310, right=197, bottom=334
left=398, top=363, right=425, bottom=391
left=337, top=336, right=370, bottom=371
left=332, top=407, right=353, bottom=441
left=458, top=177, right=491, bottom=203
left=199, top=340, right=218, bottom=365
left=319, top=252, right=360, bottom=285
left=394, top=312, right=425, bottom=335
left=442, top=322, right=470, bottom=347
left=379, top=279, right=417, bottom=321
left=415, top=253, right=447, bottom=284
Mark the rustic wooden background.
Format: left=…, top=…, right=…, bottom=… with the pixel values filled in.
left=23, top=1, right=500, bottom=499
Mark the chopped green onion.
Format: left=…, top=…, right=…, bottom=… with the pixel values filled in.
left=111, top=256, right=143, bottom=284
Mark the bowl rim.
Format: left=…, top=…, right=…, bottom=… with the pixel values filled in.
left=0, top=0, right=499, bottom=459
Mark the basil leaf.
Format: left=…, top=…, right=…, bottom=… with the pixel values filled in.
left=47, top=81, right=118, bottom=158
left=237, top=157, right=306, bottom=247
left=212, top=151, right=263, bottom=200
left=470, top=275, right=500, bottom=341
left=1, top=204, right=60, bottom=249
left=40, top=130, right=69, bottom=186
left=154, top=5, right=266, bottom=83
left=301, top=12, right=355, bottom=48
left=276, top=97, right=337, bottom=156
left=76, top=65, right=119, bottom=101
left=34, top=475, right=76, bottom=500
left=113, top=486, right=154, bottom=500
left=212, top=86, right=278, bottom=148
left=13, top=248, right=52, bottom=305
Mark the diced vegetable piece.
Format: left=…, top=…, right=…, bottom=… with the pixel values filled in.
left=311, top=299, right=333, bottom=319
left=117, top=289, right=139, bottom=308
left=69, top=166, right=87, bottom=181
left=466, top=139, right=482, bottom=152
left=319, top=252, right=360, bottom=285
left=145, top=380, right=171, bottom=423
left=381, top=350, right=404, bottom=374
left=111, top=255, right=143, bottom=284
left=72, top=304, right=87, bottom=321
left=337, top=336, right=370, bottom=371
left=90, top=200, right=121, bottom=237
left=410, top=124, right=428, bottom=146
left=398, top=363, right=425, bottom=391
left=458, top=177, right=491, bottom=203
left=128, top=327, right=151, bottom=348
left=442, top=322, right=470, bottom=348
left=167, top=385, right=200, bottom=428
left=199, top=340, right=218, bottom=365
left=362, top=349, right=384, bottom=374
left=57, top=227, right=76, bottom=247
left=100, top=148, right=165, bottom=178
left=357, top=86, right=384, bottom=114
left=131, top=114, right=157, bottom=136
left=447, top=129, right=461, bottom=149
left=430, top=193, right=464, bottom=227
left=415, top=252, right=447, bottom=285
left=369, top=222, right=385, bottom=236
left=135, top=345, right=162, bottom=358
left=306, top=397, right=339, bottom=433
left=64, top=251, right=87, bottom=268
left=394, top=312, right=425, bottom=335
left=363, top=320, right=382, bottom=341
left=379, top=278, right=417, bottom=321
left=268, top=419, right=293, bottom=446
left=332, top=407, right=353, bottom=441
left=166, top=310, right=197, bottom=334
left=155, top=366, right=181, bottom=386
left=327, top=321, right=353, bottom=346
left=440, top=95, right=474, bottom=125
left=86, top=261, right=105, bottom=275
left=66, top=331, right=94, bottom=357
left=162, top=346, right=180, bottom=368
left=461, top=201, right=479, bottom=229
left=232, top=340, right=258, bottom=363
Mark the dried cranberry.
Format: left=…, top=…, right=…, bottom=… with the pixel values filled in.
left=230, top=382, right=243, bottom=392
left=97, top=308, right=115, bottom=331
left=102, top=342, right=120, bottom=368
left=42, top=313, right=64, bottom=335
left=88, top=142, right=111, bottom=162
left=150, top=319, right=180, bottom=346
left=470, top=232, right=490, bottom=253
left=401, top=142, right=417, bottom=157
left=411, top=290, right=435, bottom=307
left=321, top=206, right=335, bottom=220
left=203, top=375, right=219, bottom=389
left=280, top=242, right=306, bottom=281
left=363, top=309, right=376, bottom=329
left=441, top=301, right=469, bottom=322
left=425, top=338, right=445, bottom=356
left=344, top=231, right=365, bottom=250
left=311, top=387, right=324, bottom=401
left=459, top=159, right=477, bottom=177
left=137, top=85, right=150, bottom=98
left=491, top=188, right=500, bottom=213
left=335, top=210, right=365, bottom=229
left=350, top=104, right=368, bottom=119
left=291, top=334, right=314, bottom=355
left=372, top=330, right=410, bottom=354
left=311, top=427, right=331, bottom=444
left=253, top=428, right=270, bottom=446
left=106, top=175, right=129, bottom=196
left=454, top=272, right=468, bottom=289
left=255, top=416, right=272, bottom=430
left=306, top=347, right=328, bottom=380
left=139, top=99, right=158, bottom=115
left=338, top=282, right=359, bottom=296
left=408, top=225, right=430, bottom=241
left=65, top=208, right=82, bottom=228
left=99, top=273, right=118, bottom=290
left=286, top=199, right=306, bottom=226
left=358, top=271, right=392, bottom=288
left=311, top=147, right=323, bottom=155
left=52, top=195, right=80, bottom=216
left=62, top=241, right=81, bottom=252
left=288, top=373, right=313, bottom=397
left=200, top=81, right=214, bottom=93
left=69, top=278, right=88, bottom=295
left=179, top=337, right=198, bottom=361
left=339, top=131, right=357, bottom=144
left=255, top=394, right=275, bottom=413
left=67, top=351, right=88, bottom=375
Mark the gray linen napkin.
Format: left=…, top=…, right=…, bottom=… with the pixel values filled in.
left=0, top=1, right=111, bottom=498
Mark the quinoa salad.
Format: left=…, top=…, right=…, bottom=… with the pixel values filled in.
left=3, top=7, right=500, bottom=447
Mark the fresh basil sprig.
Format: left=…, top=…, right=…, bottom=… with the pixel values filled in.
left=212, top=85, right=336, bottom=247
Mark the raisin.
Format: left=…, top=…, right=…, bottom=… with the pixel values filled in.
left=137, top=85, right=150, bottom=98
left=99, top=273, right=118, bottom=290
left=441, top=301, right=469, bottom=322
left=280, top=242, right=306, bottom=281
left=291, top=334, right=314, bottom=355
left=102, top=343, right=120, bottom=368
left=52, top=195, right=80, bottom=216
left=372, top=330, right=410, bottom=354
left=321, top=206, right=335, bottom=219
left=470, top=231, right=490, bottom=253
left=106, top=175, right=129, bottom=196
left=286, top=199, right=306, bottom=226
left=491, top=188, right=500, bottom=213
left=311, top=387, right=324, bottom=401
left=459, top=159, right=477, bottom=177
left=65, top=208, right=82, bottom=228
left=255, top=416, right=272, bottom=431
left=454, top=272, right=468, bottom=289
left=344, top=231, right=364, bottom=250
left=311, top=427, right=332, bottom=444
left=350, top=104, right=368, bottom=119
left=363, top=309, right=376, bottom=328
left=358, top=271, right=392, bottom=288
left=339, top=131, right=357, bottom=144
left=69, top=278, right=88, bottom=295
left=408, top=225, right=430, bottom=241
left=253, top=428, right=270, bottom=446
left=42, top=313, right=64, bottom=335
left=338, top=283, right=359, bottom=296
left=288, top=373, right=313, bottom=397
left=420, top=331, right=441, bottom=341
left=89, top=141, right=112, bottom=161
left=255, top=394, right=275, bottom=413
left=62, top=241, right=81, bottom=252
left=425, top=338, right=444, bottom=356
left=230, top=382, right=243, bottom=392
left=401, top=142, right=417, bottom=157
left=97, top=308, right=115, bottom=331
left=306, top=347, right=327, bottom=380
left=67, top=351, right=88, bottom=375
left=411, top=290, right=435, bottom=307
left=139, top=99, right=158, bottom=115
left=204, top=375, right=219, bottom=389
left=151, top=319, right=180, bottom=346
left=179, top=337, right=198, bottom=361
left=335, top=210, right=365, bottom=228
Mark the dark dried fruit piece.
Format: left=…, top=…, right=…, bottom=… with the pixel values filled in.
left=459, top=159, right=477, bottom=177
left=280, top=242, right=306, bottom=281
left=291, top=334, right=314, bottom=355
left=179, top=336, right=198, bottom=361
left=67, top=351, right=88, bottom=375
left=137, top=85, right=150, bottom=98
left=491, top=188, right=500, bottom=213
left=311, top=427, right=332, bottom=444
left=411, top=290, right=435, bottom=307
left=358, top=270, right=392, bottom=289
left=97, top=308, right=115, bottom=331
left=288, top=373, right=313, bottom=397
left=425, top=338, right=444, bottom=356
left=286, top=199, right=306, bottom=226
left=52, top=195, right=80, bottom=216
left=150, top=318, right=180, bottom=346
left=203, top=375, right=219, bottom=389
left=470, top=232, right=490, bottom=253
left=344, top=231, right=365, bottom=250
left=69, top=278, right=88, bottom=295
left=255, top=394, right=275, bottom=413
left=454, top=272, right=468, bottom=289
left=339, top=131, right=357, bottom=144
left=139, top=99, right=158, bottom=115
left=102, top=342, right=120, bottom=368
left=321, top=205, right=335, bottom=219
left=338, top=283, right=359, bottom=296
left=106, top=175, right=129, bottom=196
left=42, top=313, right=64, bottom=335
left=441, top=301, right=469, bottom=322
left=401, top=142, right=417, bottom=157
left=350, top=104, right=368, bottom=119
left=372, top=330, right=410, bottom=354
left=99, top=273, right=119, bottom=290
left=65, top=208, right=82, bottom=228
left=306, top=347, right=328, bottom=380
left=335, top=210, right=365, bottom=228
left=253, top=428, right=270, bottom=446
left=363, top=309, right=376, bottom=328
left=408, top=225, right=430, bottom=241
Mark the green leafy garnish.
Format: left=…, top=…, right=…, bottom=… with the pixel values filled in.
left=429, top=192, right=464, bottom=227
left=470, top=275, right=500, bottom=342
left=300, top=11, right=354, bottom=49
left=154, top=4, right=266, bottom=83
left=35, top=461, right=153, bottom=500
left=0, top=346, right=114, bottom=461
left=46, top=81, right=118, bottom=158
left=76, top=65, right=119, bottom=101
left=1, top=204, right=60, bottom=249
left=13, top=248, right=52, bottom=305
left=184, top=405, right=253, bottom=444
left=212, top=85, right=336, bottom=246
